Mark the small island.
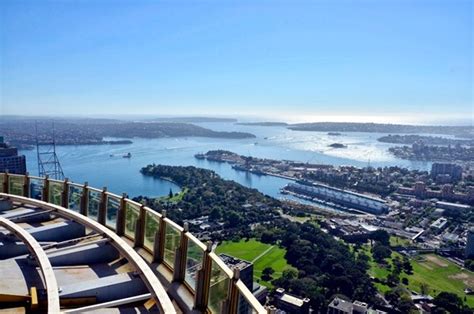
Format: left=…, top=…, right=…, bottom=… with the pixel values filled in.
left=328, top=143, right=347, bottom=148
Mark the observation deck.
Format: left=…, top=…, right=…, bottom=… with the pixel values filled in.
left=0, top=172, right=266, bottom=313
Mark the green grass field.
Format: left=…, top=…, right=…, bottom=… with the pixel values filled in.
left=389, top=236, right=412, bottom=247
left=404, top=254, right=474, bottom=307
left=362, top=245, right=474, bottom=307
left=158, top=187, right=188, bottom=202
left=216, top=238, right=294, bottom=287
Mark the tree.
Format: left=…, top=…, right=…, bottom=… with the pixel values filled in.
left=209, top=207, right=221, bottom=222
left=372, top=242, right=391, bottom=263
left=168, top=188, right=173, bottom=198
left=420, top=283, right=430, bottom=296
left=433, top=292, right=464, bottom=314
left=262, top=267, right=275, bottom=281
left=392, top=256, right=403, bottom=273
left=387, top=269, right=400, bottom=286
left=403, top=256, right=413, bottom=274
left=261, top=230, right=278, bottom=244
left=385, top=287, right=416, bottom=313
left=465, top=259, right=474, bottom=271
left=371, top=230, right=390, bottom=246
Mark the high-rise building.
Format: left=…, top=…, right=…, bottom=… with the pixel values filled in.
left=0, top=136, right=27, bottom=175
left=431, top=163, right=463, bottom=183
left=219, top=253, right=254, bottom=314
left=274, top=288, right=310, bottom=314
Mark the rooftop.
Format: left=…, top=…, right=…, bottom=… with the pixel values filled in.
left=0, top=172, right=266, bottom=313
left=328, top=297, right=353, bottom=312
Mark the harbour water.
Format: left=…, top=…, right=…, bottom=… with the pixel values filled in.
left=20, top=122, right=432, bottom=199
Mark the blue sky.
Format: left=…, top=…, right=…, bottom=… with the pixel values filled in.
left=1, top=0, right=472, bottom=124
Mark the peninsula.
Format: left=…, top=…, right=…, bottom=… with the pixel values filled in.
left=0, top=117, right=256, bottom=149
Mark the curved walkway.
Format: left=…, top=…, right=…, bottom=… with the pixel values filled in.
left=0, top=215, right=60, bottom=313
left=0, top=193, right=177, bottom=314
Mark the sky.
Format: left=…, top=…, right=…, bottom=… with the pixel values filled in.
left=0, top=0, right=472, bottom=124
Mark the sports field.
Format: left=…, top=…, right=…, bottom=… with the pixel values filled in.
left=365, top=248, right=474, bottom=307
left=406, top=254, right=474, bottom=306
left=215, top=238, right=294, bottom=287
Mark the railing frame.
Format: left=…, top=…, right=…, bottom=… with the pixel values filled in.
left=224, top=268, right=241, bottom=313
left=61, top=178, right=69, bottom=208
left=1, top=192, right=176, bottom=314
left=3, top=171, right=9, bottom=194
left=23, top=172, right=30, bottom=197
left=134, top=204, right=146, bottom=247
left=173, top=222, right=189, bottom=282
left=0, top=173, right=267, bottom=314
left=80, top=182, right=89, bottom=216
left=42, top=175, right=49, bottom=202
left=98, top=187, right=107, bottom=225
left=116, top=193, right=127, bottom=235
left=194, top=242, right=213, bottom=312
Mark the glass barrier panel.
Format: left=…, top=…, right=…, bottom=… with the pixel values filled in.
left=106, top=195, right=120, bottom=229
left=9, top=176, right=24, bottom=196
left=124, top=202, right=140, bottom=240
left=30, top=178, right=44, bottom=200
left=184, top=238, right=204, bottom=291
left=208, top=260, right=230, bottom=313
left=164, top=222, right=181, bottom=268
left=88, top=189, right=101, bottom=221
left=144, top=211, right=159, bottom=251
left=238, top=293, right=259, bottom=314
left=68, top=185, right=82, bottom=212
left=48, top=181, right=63, bottom=205
left=0, top=174, right=4, bottom=193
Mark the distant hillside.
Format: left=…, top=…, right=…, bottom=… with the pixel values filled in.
left=149, top=117, right=237, bottom=123
left=378, top=134, right=474, bottom=146
left=0, top=118, right=255, bottom=149
left=236, top=122, right=288, bottom=126
left=288, top=122, right=473, bottom=138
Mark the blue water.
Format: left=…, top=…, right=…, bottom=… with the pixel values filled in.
left=20, top=123, right=432, bottom=199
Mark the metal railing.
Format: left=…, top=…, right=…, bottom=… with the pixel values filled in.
left=0, top=172, right=266, bottom=314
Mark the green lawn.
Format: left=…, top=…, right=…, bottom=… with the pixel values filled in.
left=403, top=254, right=474, bottom=307
left=361, top=245, right=474, bottom=308
left=159, top=187, right=188, bottom=202
left=389, top=236, right=412, bottom=247
left=216, top=238, right=294, bottom=287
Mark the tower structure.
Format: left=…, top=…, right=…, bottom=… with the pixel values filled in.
left=36, top=121, right=64, bottom=180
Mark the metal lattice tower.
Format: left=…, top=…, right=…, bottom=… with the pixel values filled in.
left=36, top=121, right=65, bottom=180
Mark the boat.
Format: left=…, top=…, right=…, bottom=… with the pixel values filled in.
left=122, top=152, right=132, bottom=158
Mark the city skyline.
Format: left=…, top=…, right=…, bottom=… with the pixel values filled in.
left=1, top=0, right=472, bottom=124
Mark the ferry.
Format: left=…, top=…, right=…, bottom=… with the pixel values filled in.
left=122, top=152, right=132, bottom=158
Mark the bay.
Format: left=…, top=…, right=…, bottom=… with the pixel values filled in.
left=20, top=122, right=432, bottom=199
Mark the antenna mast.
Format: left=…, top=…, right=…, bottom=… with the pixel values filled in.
left=36, top=120, right=65, bottom=180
